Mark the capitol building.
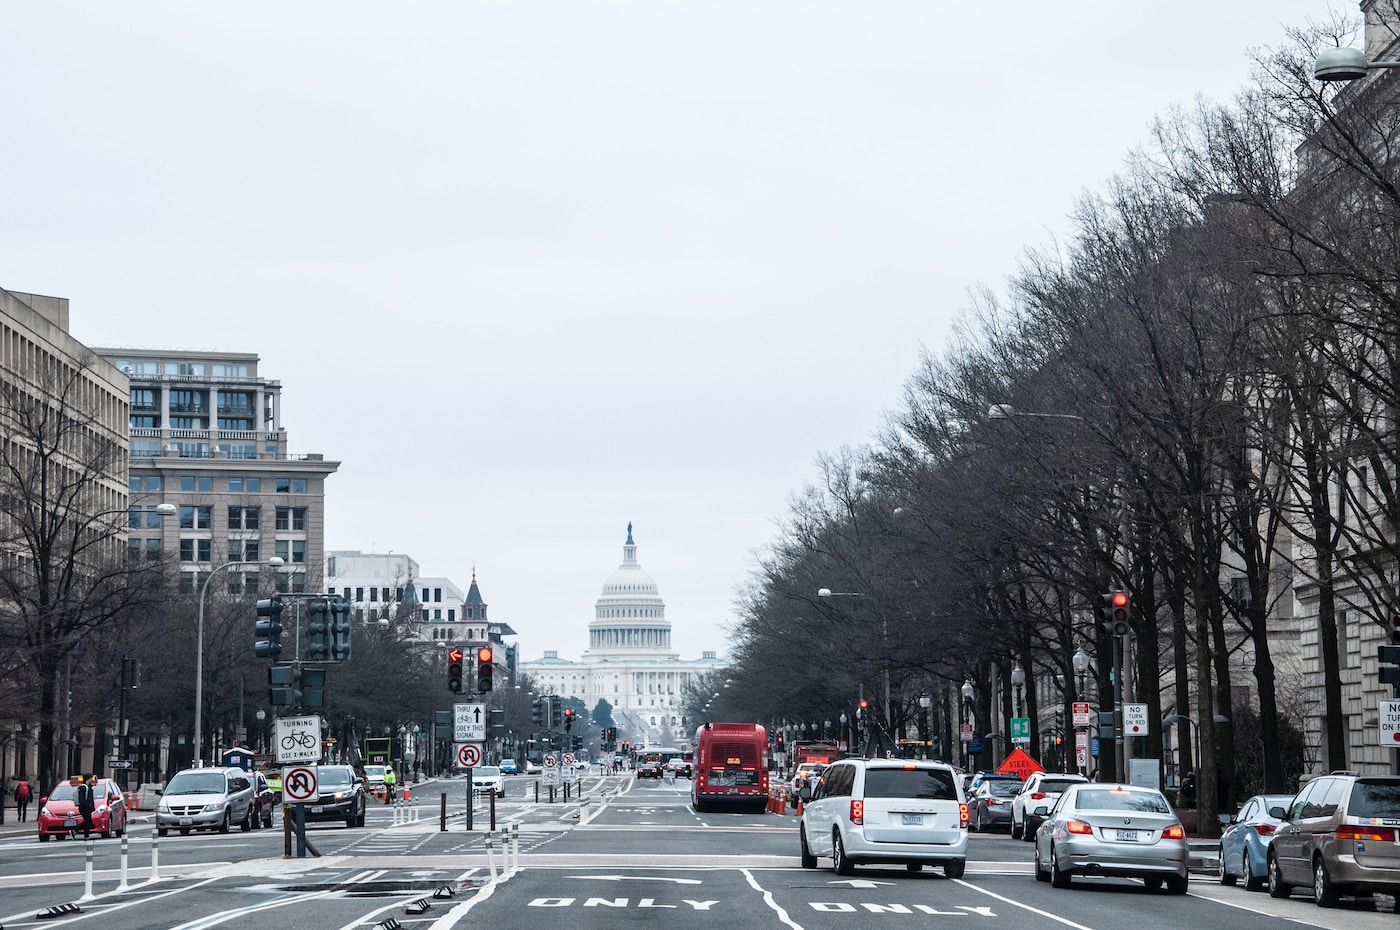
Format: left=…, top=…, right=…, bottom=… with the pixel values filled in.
left=518, top=525, right=725, bottom=746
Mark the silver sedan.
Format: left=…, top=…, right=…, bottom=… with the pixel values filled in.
left=1033, top=783, right=1189, bottom=893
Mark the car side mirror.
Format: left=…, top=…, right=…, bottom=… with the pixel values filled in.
left=1269, top=806, right=1286, bottom=819
left=1218, top=813, right=1233, bottom=825
left=798, top=785, right=813, bottom=801
left=1032, top=804, right=1049, bottom=817
left=155, top=789, right=164, bottom=796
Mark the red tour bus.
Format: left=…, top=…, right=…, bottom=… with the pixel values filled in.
left=691, top=722, right=769, bottom=813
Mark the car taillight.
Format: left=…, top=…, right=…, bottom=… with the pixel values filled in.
left=960, top=803, right=969, bottom=828
left=1066, top=819, right=1093, bottom=835
left=1253, top=823, right=1276, bottom=837
left=850, top=799, right=864, bottom=825
left=1030, top=792, right=1047, bottom=800
left=987, top=799, right=1001, bottom=807
left=1162, top=825, right=1185, bottom=839
left=1337, top=824, right=1396, bottom=842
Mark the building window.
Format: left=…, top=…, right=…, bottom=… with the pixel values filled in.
left=229, top=506, right=260, bottom=530
left=132, top=440, right=162, bottom=457
left=448, top=609, right=455, bottom=622
left=128, top=506, right=163, bottom=529
left=212, top=363, right=249, bottom=378
left=180, top=505, right=213, bottom=529
left=130, top=388, right=157, bottom=411
left=246, top=477, right=261, bottom=492
left=170, top=417, right=198, bottom=429
left=146, top=538, right=162, bottom=561
left=369, top=588, right=378, bottom=601
left=230, top=478, right=243, bottom=492
left=294, top=478, right=307, bottom=493
left=180, top=572, right=196, bottom=593
left=273, top=539, right=305, bottom=564
left=166, top=361, right=205, bottom=377
left=169, top=389, right=206, bottom=413
left=131, top=415, right=158, bottom=428
left=275, top=507, right=306, bottom=531
left=176, top=442, right=210, bottom=457
left=226, top=444, right=257, bottom=459
left=145, top=476, right=162, bottom=491
left=277, top=478, right=290, bottom=493
left=228, top=539, right=260, bottom=562
left=127, top=538, right=141, bottom=561
left=180, top=539, right=212, bottom=562
left=435, top=588, right=442, bottom=602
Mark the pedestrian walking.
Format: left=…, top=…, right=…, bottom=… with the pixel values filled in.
left=1180, top=769, right=1197, bottom=808
left=76, top=775, right=96, bottom=839
left=14, top=778, right=32, bottom=821
left=383, top=765, right=397, bottom=804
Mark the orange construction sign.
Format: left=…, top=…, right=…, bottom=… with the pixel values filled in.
left=995, top=747, right=1045, bottom=778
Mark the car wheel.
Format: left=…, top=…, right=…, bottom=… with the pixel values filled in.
left=1023, top=819, right=1036, bottom=841
left=39, top=833, right=50, bottom=843
left=157, top=827, right=168, bottom=837
left=1244, top=855, right=1265, bottom=892
left=263, top=810, right=274, bottom=829
left=1034, top=844, right=1048, bottom=882
left=101, top=827, right=112, bottom=839
left=1218, top=852, right=1237, bottom=886
left=1166, top=873, right=1189, bottom=895
left=799, top=825, right=818, bottom=869
left=1313, top=857, right=1339, bottom=907
left=1267, top=851, right=1291, bottom=898
left=944, top=859, right=965, bottom=879
left=240, top=807, right=253, bottom=833
left=356, top=802, right=366, bottom=828
left=907, top=862, right=924, bottom=872
left=1050, top=847, right=1072, bottom=888
left=833, top=830, right=855, bottom=876
left=218, top=810, right=231, bottom=834
left=1144, top=876, right=1163, bottom=892
left=1010, top=817, right=1022, bottom=840
left=179, top=828, right=191, bottom=836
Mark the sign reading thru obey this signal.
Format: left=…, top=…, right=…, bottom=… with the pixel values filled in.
left=454, top=703, right=486, bottom=742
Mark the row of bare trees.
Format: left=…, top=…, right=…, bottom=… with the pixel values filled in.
left=723, top=12, right=1400, bottom=835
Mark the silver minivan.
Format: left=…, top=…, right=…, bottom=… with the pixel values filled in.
left=156, top=766, right=258, bottom=836
left=1268, top=772, right=1400, bottom=906
left=799, top=759, right=968, bottom=877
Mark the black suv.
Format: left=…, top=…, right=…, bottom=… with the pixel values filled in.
left=303, top=765, right=367, bottom=828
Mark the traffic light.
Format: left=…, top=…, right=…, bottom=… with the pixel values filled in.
left=328, top=595, right=352, bottom=661
left=306, top=596, right=330, bottom=660
left=1054, top=708, right=1065, bottom=731
left=1381, top=644, right=1400, bottom=689
left=532, top=698, right=545, bottom=725
left=564, top=708, right=575, bottom=732
left=1102, top=590, right=1131, bottom=636
left=573, top=735, right=583, bottom=750
left=550, top=696, right=562, bottom=728
left=775, top=732, right=784, bottom=751
left=254, top=597, right=284, bottom=658
left=476, top=645, right=494, bottom=692
left=447, top=647, right=464, bottom=693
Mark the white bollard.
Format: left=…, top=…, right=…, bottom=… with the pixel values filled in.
left=82, top=840, right=94, bottom=900
left=150, top=828, right=160, bottom=881
left=511, top=822, right=520, bottom=873
left=118, top=833, right=130, bottom=890
left=485, top=831, right=497, bottom=879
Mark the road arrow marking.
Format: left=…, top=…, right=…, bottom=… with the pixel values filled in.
left=826, top=879, right=895, bottom=888
left=570, top=875, right=704, bottom=884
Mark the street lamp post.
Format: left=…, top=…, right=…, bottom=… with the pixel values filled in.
left=195, top=555, right=283, bottom=768
left=819, top=587, right=892, bottom=752
left=1073, top=646, right=1091, bottom=775
left=1011, top=662, right=1025, bottom=717
left=918, top=691, right=931, bottom=760
left=960, top=679, right=975, bottom=769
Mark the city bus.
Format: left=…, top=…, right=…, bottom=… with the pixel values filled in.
left=691, top=722, right=769, bottom=813
left=639, top=747, right=684, bottom=766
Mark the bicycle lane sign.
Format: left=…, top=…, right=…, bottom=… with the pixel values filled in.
left=275, top=715, right=323, bottom=764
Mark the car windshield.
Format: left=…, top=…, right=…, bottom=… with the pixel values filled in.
left=1075, top=789, right=1170, bottom=814
left=864, top=767, right=958, bottom=800
left=476, top=767, right=501, bottom=778
left=166, top=772, right=227, bottom=794
left=1038, top=779, right=1084, bottom=794
left=1349, top=781, right=1400, bottom=818
left=988, top=781, right=1022, bottom=797
left=319, top=768, right=353, bottom=787
left=48, top=785, right=78, bottom=801
left=365, top=766, right=386, bottom=777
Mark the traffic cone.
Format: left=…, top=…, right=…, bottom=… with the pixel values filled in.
left=403, top=786, right=411, bottom=802
left=795, top=797, right=804, bottom=816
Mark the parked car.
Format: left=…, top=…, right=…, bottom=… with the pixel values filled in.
left=798, top=758, right=968, bottom=877
left=967, top=771, right=1022, bottom=793
left=1012, top=772, right=1089, bottom=839
left=303, top=764, right=367, bottom=828
left=251, top=770, right=277, bottom=829
left=1267, top=772, right=1400, bottom=906
left=969, top=777, right=1023, bottom=832
left=500, top=759, right=519, bottom=775
left=471, top=765, right=506, bottom=798
left=1218, top=793, right=1293, bottom=891
left=1032, top=782, right=1189, bottom=893
left=37, top=777, right=128, bottom=842
left=156, top=766, right=258, bottom=836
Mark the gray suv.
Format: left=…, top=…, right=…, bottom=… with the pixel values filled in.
left=1267, top=771, right=1400, bottom=906
left=156, top=766, right=258, bottom=836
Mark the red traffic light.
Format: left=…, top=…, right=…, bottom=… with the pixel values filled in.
left=477, top=646, right=492, bottom=664
left=1111, top=592, right=1129, bottom=608
left=448, top=647, right=463, bottom=663
left=564, top=708, right=574, bottom=718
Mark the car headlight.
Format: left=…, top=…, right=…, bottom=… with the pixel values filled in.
left=40, top=805, right=52, bottom=817
left=158, top=802, right=172, bottom=813
left=202, top=803, right=223, bottom=814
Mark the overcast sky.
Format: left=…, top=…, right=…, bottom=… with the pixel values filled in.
left=3, top=2, right=1335, bottom=662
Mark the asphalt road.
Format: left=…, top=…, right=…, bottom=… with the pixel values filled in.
left=0, top=772, right=1392, bottom=930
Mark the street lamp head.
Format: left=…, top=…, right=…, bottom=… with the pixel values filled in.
left=1072, top=646, right=1091, bottom=675
left=987, top=403, right=1015, bottom=419
left=961, top=679, right=974, bottom=701
left=154, top=503, right=178, bottom=516
left=1315, top=46, right=1369, bottom=82
left=918, top=690, right=931, bottom=709
left=268, top=556, right=286, bottom=567
left=1011, top=662, right=1025, bottom=687
left=1162, top=714, right=1187, bottom=726
left=817, top=588, right=832, bottom=598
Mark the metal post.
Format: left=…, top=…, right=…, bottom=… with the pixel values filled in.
left=151, top=827, right=160, bottom=881
left=1113, top=633, right=1125, bottom=782
left=485, top=832, right=497, bottom=879
left=82, top=839, right=94, bottom=899
left=118, top=832, right=130, bottom=890
left=440, top=792, right=447, bottom=832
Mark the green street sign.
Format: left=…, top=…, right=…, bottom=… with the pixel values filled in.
left=1011, top=717, right=1031, bottom=744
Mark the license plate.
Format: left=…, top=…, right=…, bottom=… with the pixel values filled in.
left=179, top=818, right=192, bottom=825
left=901, top=813, right=924, bottom=826
left=64, top=819, right=77, bottom=827
left=311, top=806, right=324, bottom=813
left=1116, top=829, right=1139, bottom=842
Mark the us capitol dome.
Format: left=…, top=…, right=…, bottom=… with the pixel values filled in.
left=519, top=524, right=724, bottom=746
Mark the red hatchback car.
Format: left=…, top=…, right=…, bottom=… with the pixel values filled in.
left=38, top=777, right=128, bottom=841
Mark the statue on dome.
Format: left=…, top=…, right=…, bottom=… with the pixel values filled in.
left=626, top=522, right=633, bottom=545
